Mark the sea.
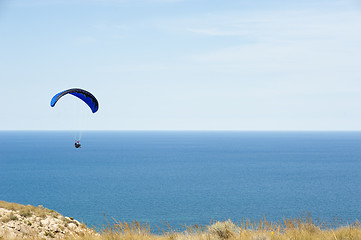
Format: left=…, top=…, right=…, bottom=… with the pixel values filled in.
left=0, top=131, right=360, bottom=229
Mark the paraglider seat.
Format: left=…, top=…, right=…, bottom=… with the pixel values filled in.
left=75, top=142, right=81, bottom=148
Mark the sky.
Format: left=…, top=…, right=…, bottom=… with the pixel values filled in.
left=0, top=0, right=361, bottom=130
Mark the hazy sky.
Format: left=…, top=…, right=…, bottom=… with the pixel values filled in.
left=1, top=0, right=361, bottom=130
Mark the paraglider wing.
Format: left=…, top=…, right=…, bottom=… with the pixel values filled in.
left=50, top=88, right=99, bottom=113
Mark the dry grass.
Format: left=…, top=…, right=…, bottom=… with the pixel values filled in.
left=62, top=213, right=361, bottom=240
left=0, top=201, right=360, bottom=240
left=0, top=200, right=60, bottom=219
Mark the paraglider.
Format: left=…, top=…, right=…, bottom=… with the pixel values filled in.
left=75, top=141, right=81, bottom=148
left=50, top=88, right=99, bottom=148
left=50, top=88, right=99, bottom=113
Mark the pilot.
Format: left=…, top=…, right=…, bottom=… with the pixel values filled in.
left=75, top=141, right=81, bottom=148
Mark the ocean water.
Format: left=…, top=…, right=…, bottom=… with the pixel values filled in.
left=0, top=131, right=360, bottom=229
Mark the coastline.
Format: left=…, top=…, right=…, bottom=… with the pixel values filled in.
left=1, top=201, right=360, bottom=240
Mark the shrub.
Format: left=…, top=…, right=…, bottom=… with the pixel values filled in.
left=0, top=216, right=11, bottom=223
left=20, top=210, right=33, bottom=218
left=207, top=220, right=237, bottom=239
left=44, top=231, right=55, bottom=238
left=9, top=213, right=18, bottom=221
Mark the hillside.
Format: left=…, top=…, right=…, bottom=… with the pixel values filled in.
left=0, top=201, right=96, bottom=239
left=1, top=200, right=361, bottom=240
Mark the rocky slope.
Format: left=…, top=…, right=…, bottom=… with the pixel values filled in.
left=0, top=201, right=96, bottom=239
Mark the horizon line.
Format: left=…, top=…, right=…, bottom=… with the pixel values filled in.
left=1, top=129, right=361, bottom=132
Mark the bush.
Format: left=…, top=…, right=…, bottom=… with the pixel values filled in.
left=20, top=210, right=33, bottom=218
left=207, top=220, right=237, bottom=239
left=44, top=231, right=55, bottom=238
left=9, top=213, right=18, bottom=221
left=0, top=216, right=11, bottom=223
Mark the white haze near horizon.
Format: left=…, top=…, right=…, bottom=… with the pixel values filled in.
left=0, top=0, right=361, bottom=130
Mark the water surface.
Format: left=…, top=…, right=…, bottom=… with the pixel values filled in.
left=0, top=131, right=360, bottom=228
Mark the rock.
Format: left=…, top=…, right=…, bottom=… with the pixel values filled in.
left=40, top=218, right=51, bottom=226
left=49, top=223, right=59, bottom=232
left=68, top=222, right=77, bottom=230
left=0, top=202, right=98, bottom=240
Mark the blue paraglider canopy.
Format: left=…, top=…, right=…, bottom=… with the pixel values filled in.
left=50, top=88, right=99, bottom=113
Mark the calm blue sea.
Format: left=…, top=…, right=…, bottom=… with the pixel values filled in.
left=0, top=131, right=360, bottom=229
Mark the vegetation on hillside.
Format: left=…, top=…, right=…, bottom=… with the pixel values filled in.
left=0, top=201, right=60, bottom=220
left=1, top=201, right=360, bottom=240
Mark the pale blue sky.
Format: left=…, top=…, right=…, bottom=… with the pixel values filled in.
left=0, top=0, right=361, bottom=130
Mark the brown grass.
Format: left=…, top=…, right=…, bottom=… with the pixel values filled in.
left=0, top=201, right=360, bottom=240
left=0, top=200, right=60, bottom=219
left=62, top=213, right=361, bottom=240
